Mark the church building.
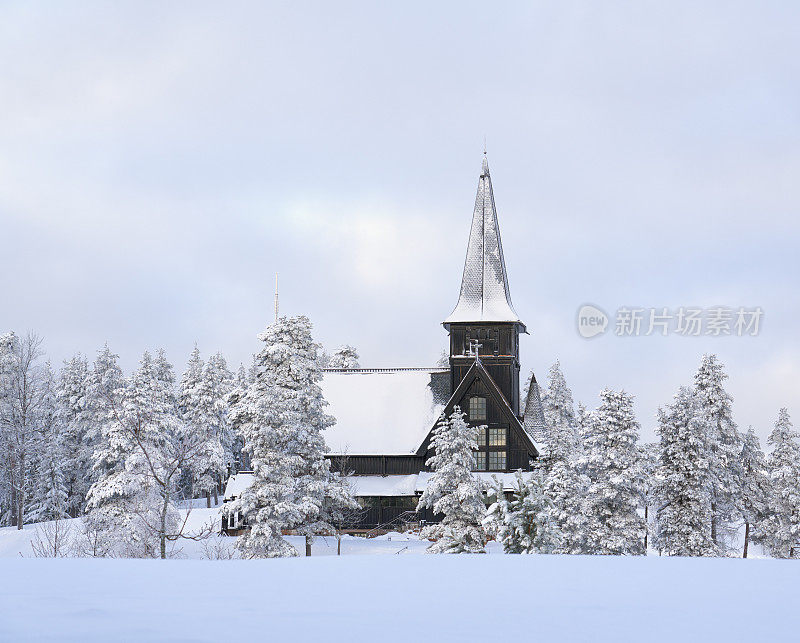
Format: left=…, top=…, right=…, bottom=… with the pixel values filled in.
left=223, top=156, right=546, bottom=533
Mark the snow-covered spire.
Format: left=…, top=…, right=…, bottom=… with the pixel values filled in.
left=444, top=155, right=524, bottom=330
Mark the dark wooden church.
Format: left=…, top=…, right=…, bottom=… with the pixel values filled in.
left=223, top=156, right=546, bottom=533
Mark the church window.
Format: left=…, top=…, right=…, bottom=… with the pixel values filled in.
left=488, top=427, right=506, bottom=447
left=469, top=396, right=487, bottom=421
left=488, top=451, right=506, bottom=471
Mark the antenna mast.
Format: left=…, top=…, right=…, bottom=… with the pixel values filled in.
left=274, top=273, right=279, bottom=323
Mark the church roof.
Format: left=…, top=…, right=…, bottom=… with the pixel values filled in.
left=523, top=375, right=548, bottom=443
left=443, top=155, right=524, bottom=331
left=321, top=370, right=445, bottom=455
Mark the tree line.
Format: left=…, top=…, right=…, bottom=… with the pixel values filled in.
left=2, top=322, right=798, bottom=559
left=421, top=357, right=799, bottom=558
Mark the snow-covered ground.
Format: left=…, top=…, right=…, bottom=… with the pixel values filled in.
left=1, top=553, right=798, bottom=642
left=1, top=510, right=794, bottom=642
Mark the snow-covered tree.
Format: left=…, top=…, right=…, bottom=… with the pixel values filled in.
left=226, top=364, right=250, bottom=472
left=541, top=361, right=579, bottom=461
left=654, top=386, right=716, bottom=557
left=179, top=346, right=226, bottom=506
left=693, top=354, right=743, bottom=553
left=86, top=350, right=206, bottom=558
left=639, top=441, right=659, bottom=552
left=232, top=316, right=357, bottom=558
left=83, top=344, right=125, bottom=449
left=740, top=427, right=772, bottom=558
left=0, top=332, right=48, bottom=529
left=538, top=361, right=590, bottom=554
left=327, top=345, right=360, bottom=369
left=418, top=408, right=486, bottom=554
left=763, top=409, right=800, bottom=558
left=29, top=362, right=69, bottom=523
left=583, top=389, right=646, bottom=555
left=204, top=352, right=234, bottom=479
left=57, top=354, right=92, bottom=517
left=85, top=352, right=160, bottom=557
left=486, top=471, right=561, bottom=554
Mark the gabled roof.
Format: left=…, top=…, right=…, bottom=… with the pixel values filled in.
left=223, top=471, right=537, bottom=500
left=444, top=155, right=525, bottom=331
left=416, top=358, right=539, bottom=458
left=523, top=374, right=548, bottom=444
left=321, top=370, right=444, bottom=455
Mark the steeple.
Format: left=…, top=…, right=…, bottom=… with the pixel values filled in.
left=443, top=155, right=524, bottom=331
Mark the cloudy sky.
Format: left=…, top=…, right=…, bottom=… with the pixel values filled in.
left=2, top=2, right=798, bottom=441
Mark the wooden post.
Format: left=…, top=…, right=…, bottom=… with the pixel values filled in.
left=305, top=534, right=312, bottom=557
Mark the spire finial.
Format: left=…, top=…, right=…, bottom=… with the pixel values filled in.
left=483, top=135, right=487, bottom=155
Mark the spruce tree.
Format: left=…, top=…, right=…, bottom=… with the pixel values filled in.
left=539, top=361, right=590, bottom=554
left=583, top=389, right=646, bottom=555
left=490, top=470, right=561, bottom=554
left=205, top=352, right=234, bottom=479
left=655, top=386, right=716, bottom=557
left=763, top=409, right=800, bottom=558
left=327, top=345, right=360, bottom=369
left=693, top=354, right=743, bottom=553
left=30, top=362, right=69, bottom=522
left=178, top=346, right=226, bottom=504
left=740, top=427, right=772, bottom=558
left=57, top=354, right=92, bottom=517
left=418, top=409, right=486, bottom=554
left=233, top=316, right=356, bottom=558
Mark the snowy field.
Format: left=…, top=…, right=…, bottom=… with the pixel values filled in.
left=1, top=553, right=799, bottom=642
left=1, top=509, right=796, bottom=642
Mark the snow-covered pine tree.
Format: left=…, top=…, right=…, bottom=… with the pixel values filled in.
left=57, top=354, right=92, bottom=517
left=539, top=361, right=590, bottom=554
left=541, top=361, right=579, bottom=461
left=576, top=402, right=590, bottom=444
left=225, top=364, right=250, bottom=472
left=0, top=332, right=47, bottom=529
left=418, top=408, right=486, bottom=554
left=763, top=409, right=800, bottom=558
left=233, top=316, right=356, bottom=558
left=583, top=389, right=646, bottom=555
left=85, top=352, right=153, bottom=557
left=654, top=386, right=716, bottom=557
left=204, top=352, right=234, bottom=481
left=327, top=345, right=360, bottom=369
left=693, top=354, right=743, bottom=553
left=639, top=441, right=659, bottom=552
left=29, top=361, right=69, bottom=523
left=178, top=346, right=226, bottom=506
left=83, top=344, right=125, bottom=448
left=740, top=427, right=772, bottom=558
left=491, top=470, right=561, bottom=554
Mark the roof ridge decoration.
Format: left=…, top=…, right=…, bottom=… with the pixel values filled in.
left=444, top=155, right=525, bottom=330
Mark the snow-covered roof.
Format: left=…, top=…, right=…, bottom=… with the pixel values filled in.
left=223, top=472, right=254, bottom=501
left=414, top=471, right=534, bottom=493
left=523, top=376, right=548, bottom=444
left=345, top=474, right=418, bottom=497
left=443, top=156, right=524, bottom=330
left=322, top=370, right=444, bottom=455
left=222, top=471, right=534, bottom=501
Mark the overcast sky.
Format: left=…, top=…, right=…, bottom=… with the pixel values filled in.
left=2, top=1, right=798, bottom=442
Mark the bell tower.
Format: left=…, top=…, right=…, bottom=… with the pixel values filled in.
left=443, top=155, right=525, bottom=416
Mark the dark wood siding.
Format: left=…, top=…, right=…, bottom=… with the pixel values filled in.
left=326, top=454, right=425, bottom=476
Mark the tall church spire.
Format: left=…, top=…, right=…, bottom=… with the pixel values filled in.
left=443, top=155, right=524, bottom=331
